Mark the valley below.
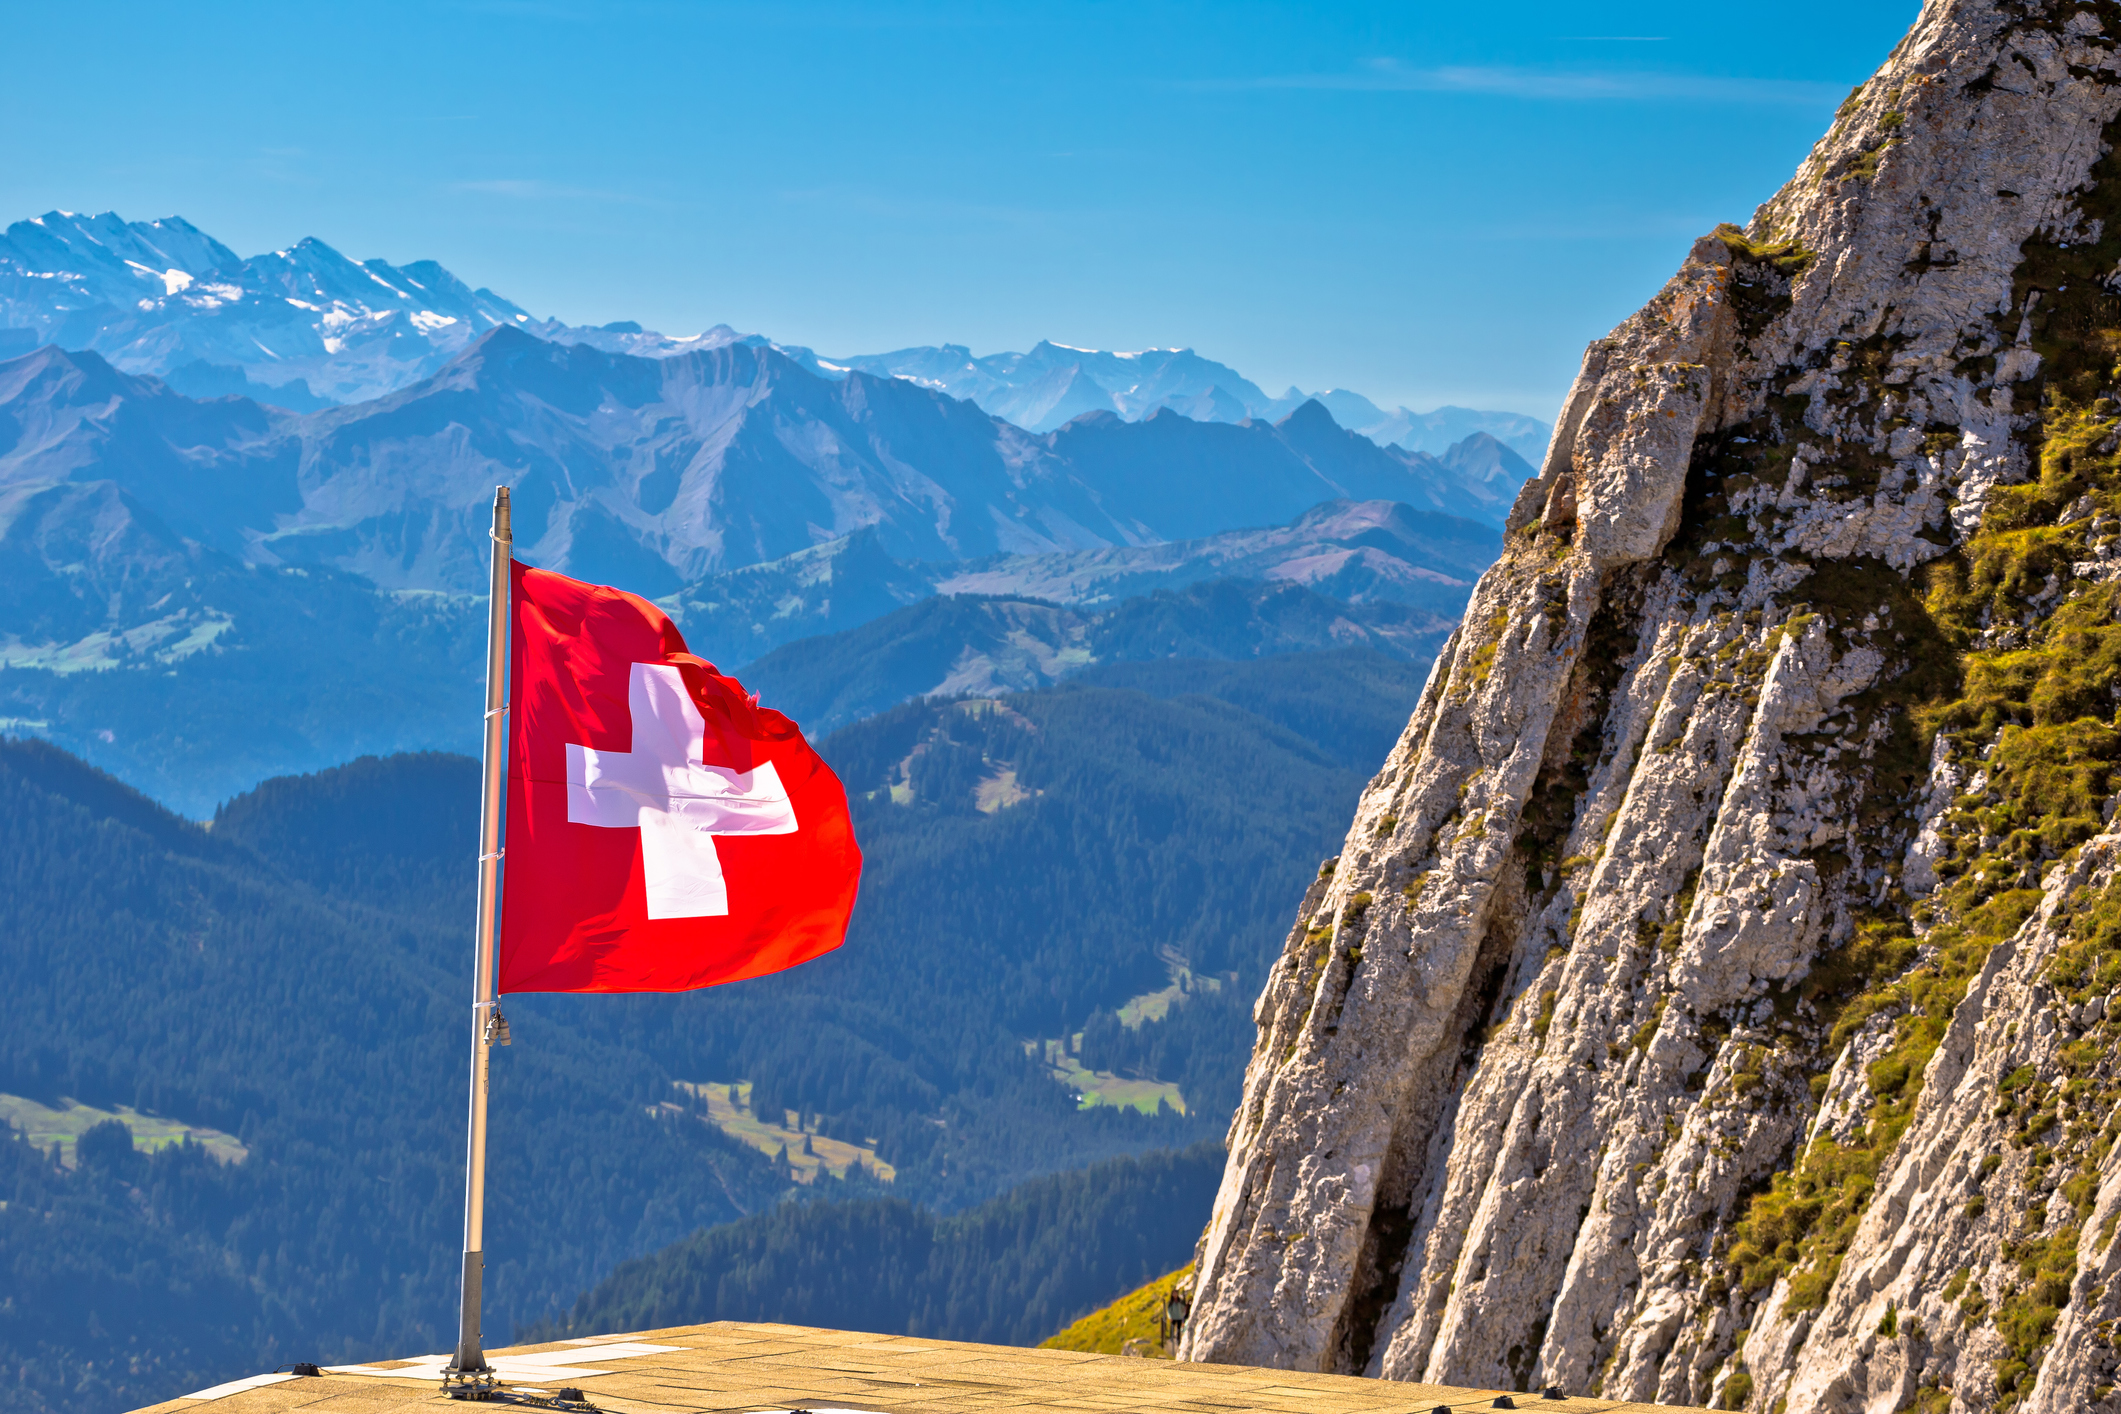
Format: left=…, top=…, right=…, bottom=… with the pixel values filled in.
left=0, top=269, right=1516, bottom=1410
left=0, top=634, right=1424, bottom=1411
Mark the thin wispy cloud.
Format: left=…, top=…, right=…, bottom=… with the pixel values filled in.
left=1190, top=57, right=1843, bottom=106
left=773, top=185, right=1063, bottom=231
left=451, top=178, right=644, bottom=203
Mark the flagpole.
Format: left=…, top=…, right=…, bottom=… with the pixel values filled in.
left=451, top=485, right=512, bottom=1381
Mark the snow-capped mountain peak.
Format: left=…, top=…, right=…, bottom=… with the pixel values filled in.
left=0, top=209, right=1550, bottom=459
left=0, top=213, right=554, bottom=404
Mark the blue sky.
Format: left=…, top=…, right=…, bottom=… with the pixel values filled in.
left=3, top=1, right=1917, bottom=418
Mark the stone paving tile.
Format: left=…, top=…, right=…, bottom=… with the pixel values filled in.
left=130, top=1322, right=1706, bottom=1414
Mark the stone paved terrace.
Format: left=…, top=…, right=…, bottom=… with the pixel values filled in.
left=132, top=1322, right=1709, bottom=1414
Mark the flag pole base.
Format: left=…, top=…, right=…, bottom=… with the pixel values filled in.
left=451, top=1248, right=489, bottom=1377
left=441, top=1369, right=499, bottom=1400
left=439, top=1372, right=598, bottom=1410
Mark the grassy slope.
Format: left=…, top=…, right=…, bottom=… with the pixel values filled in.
left=1041, top=1263, right=1194, bottom=1356
left=0, top=1094, right=247, bottom=1166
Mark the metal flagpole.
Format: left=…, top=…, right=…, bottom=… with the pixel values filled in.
left=450, top=486, right=513, bottom=1383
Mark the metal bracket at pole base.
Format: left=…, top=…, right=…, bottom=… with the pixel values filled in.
left=441, top=1371, right=500, bottom=1402
left=443, top=1381, right=597, bottom=1410
left=447, top=1249, right=490, bottom=1380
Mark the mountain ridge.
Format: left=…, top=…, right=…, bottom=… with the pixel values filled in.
left=0, top=305, right=1509, bottom=812
left=0, top=486, right=1486, bottom=816
left=0, top=209, right=1550, bottom=454
left=0, top=328, right=1528, bottom=599
left=738, top=580, right=1453, bottom=736
left=663, top=497, right=1499, bottom=669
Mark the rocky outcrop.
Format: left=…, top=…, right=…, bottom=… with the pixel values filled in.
left=1180, top=1, right=2121, bottom=1408
left=1743, top=831, right=2121, bottom=1412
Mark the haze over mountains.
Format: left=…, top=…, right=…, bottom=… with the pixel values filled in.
left=666, top=497, right=1498, bottom=667
left=0, top=306, right=1522, bottom=812
left=0, top=477, right=1487, bottom=813
left=737, top=582, right=1457, bottom=736
left=0, top=202, right=1539, bottom=809
left=0, top=210, right=1550, bottom=457
left=789, top=340, right=1551, bottom=456
left=1, top=331, right=1528, bottom=595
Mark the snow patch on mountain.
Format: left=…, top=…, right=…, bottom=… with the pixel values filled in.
left=0, top=210, right=1552, bottom=456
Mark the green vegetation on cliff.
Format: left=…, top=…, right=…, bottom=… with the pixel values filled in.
left=1723, top=130, right=2121, bottom=1388
left=1041, top=1263, right=1194, bottom=1356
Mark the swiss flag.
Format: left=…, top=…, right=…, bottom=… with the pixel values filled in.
left=498, top=563, right=862, bottom=993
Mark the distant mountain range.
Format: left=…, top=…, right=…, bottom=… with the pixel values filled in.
left=739, top=581, right=1456, bottom=736
left=777, top=341, right=1550, bottom=457
left=0, top=331, right=1530, bottom=601
left=0, top=211, right=539, bottom=407
left=0, top=473, right=1479, bottom=813
left=666, top=498, right=1499, bottom=668
left=0, top=210, right=1551, bottom=457
left=0, top=278, right=1521, bottom=811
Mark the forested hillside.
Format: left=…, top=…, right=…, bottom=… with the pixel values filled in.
left=0, top=646, right=1422, bottom=1412
left=537, top=1143, right=1222, bottom=1348
left=0, top=742, right=790, bottom=1414
left=557, top=650, right=1426, bottom=1206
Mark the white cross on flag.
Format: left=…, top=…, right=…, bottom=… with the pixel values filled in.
left=565, top=662, right=799, bottom=919
left=501, top=564, right=861, bottom=993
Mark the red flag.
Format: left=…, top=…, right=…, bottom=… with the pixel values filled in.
left=498, top=563, right=861, bottom=993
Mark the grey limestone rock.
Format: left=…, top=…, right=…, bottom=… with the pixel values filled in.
left=1180, top=1, right=2121, bottom=1408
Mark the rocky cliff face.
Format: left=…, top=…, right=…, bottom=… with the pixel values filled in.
left=1179, top=2, right=2121, bottom=1409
